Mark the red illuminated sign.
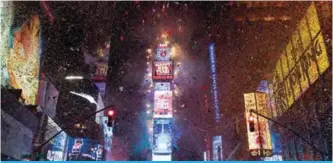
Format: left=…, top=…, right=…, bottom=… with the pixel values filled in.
left=153, top=61, right=173, bottom=80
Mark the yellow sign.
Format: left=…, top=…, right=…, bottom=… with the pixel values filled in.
left=272, top=3, right=329, bottom=113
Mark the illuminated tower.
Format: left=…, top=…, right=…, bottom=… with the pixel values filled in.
left=151, top=42, right=173, bottom=161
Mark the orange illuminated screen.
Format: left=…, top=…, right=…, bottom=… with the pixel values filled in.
left=6, top=15, right=41, bottom=105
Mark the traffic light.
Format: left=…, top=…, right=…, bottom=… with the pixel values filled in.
left=105, top=109, right=115, bottom=127
left=249, top=114, right=255, bottom=132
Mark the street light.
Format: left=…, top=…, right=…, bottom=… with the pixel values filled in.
left=65, top=76, right=83, bottom=80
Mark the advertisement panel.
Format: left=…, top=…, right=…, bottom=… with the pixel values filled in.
left=92, top=63, right=108, bottom=81
left=154, top=82, right=171, bottom=91
left=42, top=117, right=68, bottom=161
left=152, top=119, right=172, bottom=154
left=209, top=43, right=220, bottom=123
left=156, top=47, right=171, bottom=61
left=153, top=91, right=173, bottom=118
left=2, top=15, right=42, bottom=105
left=244, top=93, right=273, bottom=157
left=67, top=138, right=104, bottom=161
left=212, top=136, right=223, bottom=161
left=102, top=116, right=113, bottom=151
left=272, top=3, right=329, bottom=113
left=0, top=1, right=14, bottom=88
left=152, top=61, right=173, bottom=80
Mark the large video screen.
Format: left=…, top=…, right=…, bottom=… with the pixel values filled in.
left=155, top=47, right=171, bottom=61
left=1, top=15, right=41, bottom=105
left=152, top=119, right=172, bottom=154
left=152, top=61, right=173, bottom=80
left=154, top=90, right=173, bottom=118
left=67, top=138, right=104, bottom=161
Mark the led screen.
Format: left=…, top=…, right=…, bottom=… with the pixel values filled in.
left=2, top=15, right=41, bottom=105
left=67, top=138, right=104, bottom=161
left=153, top=91, right=173, bottom=118
left=152, top=119, right=172, bottom=154
left=209, top=43, right=220, bottom=123
left=42, top=117, right=68, bottom=161
left=152, top=61, right=173, bottom=80
left=156, top=47, right=171, bottom=61
left=155, top=82, right=171, bottom=91
left=212, top=136, right=222, bottom=161
left=244, top=93, right=273, bottom=157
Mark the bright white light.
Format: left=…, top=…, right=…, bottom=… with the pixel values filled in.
left=165, top=41, right=169, bottom=45
left=65, top=76, right=83, bottom=80
left=147, top=49, right=152, bottom=53
left=70, top=91, right=97, bottom=105
left=147, top=110, right=151, bottom=114
left=161, top=34, right=167, bottom=38
left=148, top=73, right=152, bottom=77
left=147, top=62, right=150, bottom=65
left=146, top=104, right=151, bottom=107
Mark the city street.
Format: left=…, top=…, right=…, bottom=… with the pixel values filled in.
left=0, top=1, right=332, bottom=161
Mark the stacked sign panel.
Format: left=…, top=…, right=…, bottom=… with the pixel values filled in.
left=152, top=44, right=173, bottom=160
left=244, top=93, right=273, bottom=157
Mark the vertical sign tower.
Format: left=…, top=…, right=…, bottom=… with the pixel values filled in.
left=152, top=43, right=173, bottom=161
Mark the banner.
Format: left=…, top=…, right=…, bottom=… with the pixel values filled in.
left=153, top=91, right=173, bottom=118
left=244, top=93, right=273, bottom=157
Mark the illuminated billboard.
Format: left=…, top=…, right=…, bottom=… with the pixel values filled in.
left=209, top=43, right=220, bottom=123
left=156, top=47, right=171, bottom=61
left=92, top=63, right=108, bottom=81
left=42, top=117, right=68, bottom=161
left=152, top=119, right=172, bottom=154
left=153, top=61, right=173, bottom=80
left=0, top=1, right=14, bottom=88
left=67, top=138, right=104, bottom=161
left=2, top=15, right=41, bottom=105
left=272, top=3, right=329, bottom=114
left=155, top=82, right=171, bottom=91
left=154, top=91, right=173, bottom=118
left=212, top=136, right=223, bottom=161
left=244, top=93, right=273, bottom=157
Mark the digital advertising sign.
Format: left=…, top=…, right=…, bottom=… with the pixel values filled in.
left=272, top=3, right=329, bottom=114
left=3, top=15, right=42, bottom=105
left=209, top=43, right=220, bottom=123
left=42, top=117, right=68, bottom=161
left=212, top=136, right=223, bottom=161
left=152, top=119, right=172, bottom=154
left=155, top=82, right=171, bottom=91
left=153, top=90, right=173, bottom=118
left=244, top=93, right=273, bottom=157
left=152, top=61, right=173, bottom=80
left=156, top=47, right=171, bottom=61
left=67, top=138, right=104, bottom=161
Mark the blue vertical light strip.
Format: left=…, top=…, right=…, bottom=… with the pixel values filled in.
left=209, top=43, right=220, bottom=123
